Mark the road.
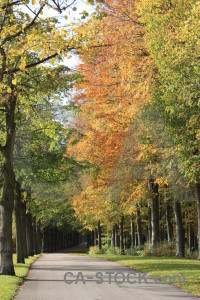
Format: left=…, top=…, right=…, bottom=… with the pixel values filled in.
left=14, top=252, right=197, bottom=300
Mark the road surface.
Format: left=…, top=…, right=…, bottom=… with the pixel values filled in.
left=14, top=252, right=197, bottom=300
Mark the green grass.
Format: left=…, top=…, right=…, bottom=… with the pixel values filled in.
left=84, top=253, right=200, bottom=296
left=0, top=254, right=39, bottom=300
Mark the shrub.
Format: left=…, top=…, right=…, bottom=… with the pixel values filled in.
left=89, top=246, right=99, bottom=255
left=185, top=248, right=199, bottom=259
left=89, top=244, right=109, bottom=254
left=141, top=241, right=176, bottom=257
left=125, top=247, right=142, bottom=256
left=89, top=242, right=178, bottom=257
left=106, top=247, right=121, bottom=255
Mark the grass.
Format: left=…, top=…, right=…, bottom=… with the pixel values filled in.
left=83, top=253, right=200, bottom=296
left=0, top=254, right=39, bottom=300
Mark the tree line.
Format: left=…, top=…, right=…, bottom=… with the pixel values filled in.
left=0, top=0, right=199, bottom=278
left=0, top=0, right=99, bottom=275
left=68, top=0, right=200, bottom=259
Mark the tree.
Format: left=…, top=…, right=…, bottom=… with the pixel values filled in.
left=0, top=0, right=98, bottom=274
left=138, top=0, right=200, bottom=258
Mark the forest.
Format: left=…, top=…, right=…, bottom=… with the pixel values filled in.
left=0, top=0, right=200, bottom=280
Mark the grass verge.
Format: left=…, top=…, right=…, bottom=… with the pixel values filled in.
left=0, top=254, right=39, bottom=300
left=85, top=253, right=200, bottom=296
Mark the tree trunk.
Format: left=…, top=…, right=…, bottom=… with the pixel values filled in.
left=32, top=217, right=37, bottom=254
left=120, top=216, right=124, bottom=254
left=135, top=233, right=138, bottom=247
left=60, top=231, right=63, bottom=250
left=15, top=182, right=25, bottom=263
left=124, top=232, right=126, bottom=250
left=0, top=93, right=16, bottom=275
left=174, top=200, right=185, bottom=257
left=26, top=213, right=34, bottom=256
left=194, top=182, right=200, bottom=259
left=131, top=215, right=135, bottom=249
left=94, top=229, right=97, bottom=246
left=21, top=200, right=28, bottom=258
left=54, top=228, right=58, bottom=251
left=111, top=226, right=115, bottom=248
left=87, top=233, right=90, bottom=248
left=115, top=225, right=118, bottom=247
left=187, top=223, right=194, bottom=251
left=136, top=206, right=143, bottom=250
left=148, top=205, right=152, bottom=244
left=36, top=222, right=42, bottom=254
left=149, top=178, right=160, bottom=246
left=43, top=227, right=50, bottom=252
left=97, top=220, right=101, bottom=252
left=166, top=202, right=173, bottom=242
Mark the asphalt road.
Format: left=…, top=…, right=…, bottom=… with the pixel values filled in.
left=14, top=252, right=197, bottom=300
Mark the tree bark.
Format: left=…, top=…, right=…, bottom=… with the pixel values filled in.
left=0, top=93, right=16, bottom=275
left=32, top=217, right=37, bottom=254
left=87, top=233, right=90, bottom=248
left=131, top=214, right=135, bottom=249
left=94, top=229, right=97, bottom=246
left=187, top=223, right=194, bottom=251
left=111, top=226, right=115, bottom=248
left=166, top=202, right=173, bottom=242
left=36, top=222, right=42, bottom=254
left=97, top=220, right=102, bottom=251
left=136, top=206, right=143, bottom=250
left=15, top=181, right=25, bottom=263
left=194, top=182, right=200, bottom=259
left=26, top=212, right=34, bottom=256
left=43, top=227, right=49, bottom=252
left=115, top=225, right=118, bottom=247
left=149, top=178, right=160, bottom=246
left=120, top=216, right=124, bottom=254
left=148, top=205, right=152, bottom=244
left=174, top=200, right=185, bottom=257
left=124, top=231, right=126, bottom=250
left=21, top=200, right=28, bottom=258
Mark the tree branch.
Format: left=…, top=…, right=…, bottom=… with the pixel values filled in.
left=0, top=47, right=6, bottom=81
left=1, top=0, right=20, bottom=10
left=4, top=44, right=113, bottom=75
left=1, top=4, right=45, bottom=47
left=6, top=53, right=58, bottom=74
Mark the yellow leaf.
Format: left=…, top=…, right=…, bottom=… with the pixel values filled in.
left=7, top=87, right=12, bottom=93
left=32, top=0, right=36, bottom=4
left=19, top=60, right=26, bottom=71
left=12, top=78, right=17, bottom=85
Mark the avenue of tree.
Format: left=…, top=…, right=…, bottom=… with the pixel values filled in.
left=0, top=0, right=200, bottom=277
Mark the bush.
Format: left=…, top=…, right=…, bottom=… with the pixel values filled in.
left=89, top=241, right=178, bottom=257
left=141, top=241, right=176, bottom=257
left=125, top=247, right=142, bottom=256
left=185, top=248, right=199, bottom=259
left=106, top=247, right=121, bottom=255
left=89, top=244, right=109, bottom=254
left=89, top=245, right=124, bottom=255
left=89, top=246, right=99, bottom=255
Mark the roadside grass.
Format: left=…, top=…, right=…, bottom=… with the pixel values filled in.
left=0, top=254, right=39, bottom=300
left=82, top=253, right=200, bottom=296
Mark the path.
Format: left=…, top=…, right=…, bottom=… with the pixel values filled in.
left=15, top=252, right=197, bottom=300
